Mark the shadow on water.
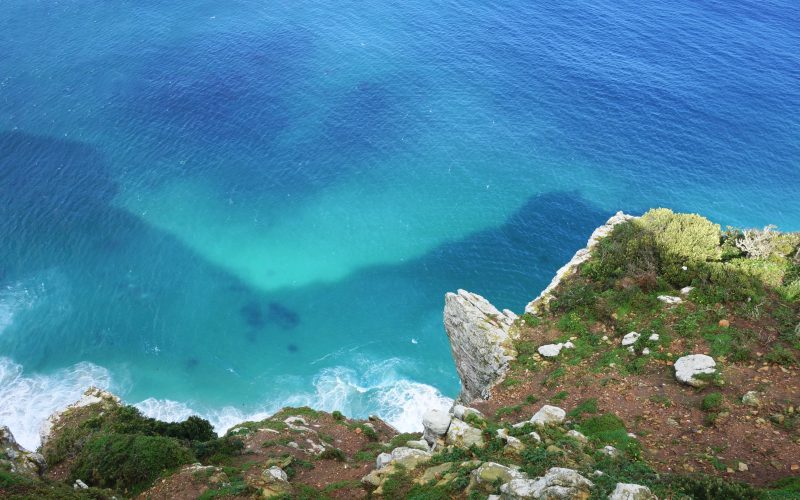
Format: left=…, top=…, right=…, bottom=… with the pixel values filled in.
left=118, top=28, right=430, bottom=201
left=0, top=131, right=117, bottom=238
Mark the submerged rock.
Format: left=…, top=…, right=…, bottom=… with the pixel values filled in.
left=444, top=289, right=519, bottom=402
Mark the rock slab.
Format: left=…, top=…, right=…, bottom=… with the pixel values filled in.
left=444, top=289, right=519, bottom=402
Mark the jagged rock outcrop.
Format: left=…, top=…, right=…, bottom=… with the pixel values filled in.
left=526, top=212, right=635, bottom=315
left=444, top=289, right=519, bottom=402
left=1, top=426, right=45, bottom=478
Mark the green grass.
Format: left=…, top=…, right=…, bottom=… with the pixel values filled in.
left=701, top=392, right=724, bottom=412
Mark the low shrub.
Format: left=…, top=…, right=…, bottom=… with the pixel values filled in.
left=72, top=432, right=193, bottom=493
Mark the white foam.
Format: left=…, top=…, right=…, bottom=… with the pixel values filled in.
left=1, top=355, right=453, bottom=450
left=0, top=357, right=112, bottom=451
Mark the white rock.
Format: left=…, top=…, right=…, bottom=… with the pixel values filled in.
left=530, top=405, right=566, bottom=427
left=73, top=479, right=89, bottom=490
left=621, top=332, right=641, bottom=346
left=657, top=295, right=682, bottom=305
left=680, top=286, right=695, bottom=295
left=471, top=461, right=527, bottom=485
left=674, top=354, right=717, bottom=387
left=609, top=482, right=657, bottom=500
left=405, top=439, right=430, bottom=452
left=500, top=467, right=593, bottom=499
left=642, top=348, right=651, bottom=355
left=566, top=430, right=588, bottom=443
left=601, top=445, right=620, bottom=457
left=446, top=418, right=485, bottom=448
left=266, top=466, right=288, bottom=482
left=529, top=431, right=542, bottom=442
left=444, top=290, right=519, bottom=401
left=538, top=344, right=566, bottom=357
left=376, top=452, right=392, bottom=470
left=563, top=341, right=575, bottom=349
left=451, top=404, right=484, bottom=421
left=285, top=416, right=311, bottom=431
left=422, top=408, right=452, bottom=444
left=648, top=333, right=659, bottom=341
left=496, top=429, right=525, bottom=452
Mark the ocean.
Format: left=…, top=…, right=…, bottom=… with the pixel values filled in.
left=1, top=0, right=798, bottom=450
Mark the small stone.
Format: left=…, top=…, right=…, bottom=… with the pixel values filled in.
left=648, top=333, right=659, bottom=341
left=446, top=418, right=485, bottom=449
left=642, top=348, right=651, bottom=355
left=609, top=482, right=657, bottom=500
left=73, top=479, right=89, bottom=490
left=601, top=445, right=620, bottom=457
left=538, top=343, right=565, bottom=357
left=680, top=286, right=695, bottom=295
left=451, top=404, right=484, bottom=421
left=658, top=295, right=683, bottom=305
left=621, top=332, right=641, bottom=346
left=791, top=464, right=799, bottom=471
left=719, top=319, right=730, bottom=328
left=742, top=391, right=761, bottom=407
left=530, top=405, right=566, bottom=426
left=566, top=429, right=588, bottom=443
left=738, top=462, right=748, bottom=472
left=376, top=452, right=392, bottom=470
left=405, top=439, right=430, bottom=452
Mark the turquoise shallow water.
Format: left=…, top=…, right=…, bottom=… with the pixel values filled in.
left=1, top=0, right=799, bottom=449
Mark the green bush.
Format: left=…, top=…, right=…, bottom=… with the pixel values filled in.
left=700, top=392, right=724, bottom=412
left=72, top=432, right=193, bottom=493
left=669, top=474, right=758, bottom=499
left=192, top=435, right=244, bottom=464
left=318, top=447, right=346, bottom=461
left=107, top=406, right=215, bottom=442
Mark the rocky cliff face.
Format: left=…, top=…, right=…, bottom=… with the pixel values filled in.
left=443, top=289, right=519, bottom=403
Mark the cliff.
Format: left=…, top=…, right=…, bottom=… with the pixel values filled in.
left=2, top=208, right=799, bottom=499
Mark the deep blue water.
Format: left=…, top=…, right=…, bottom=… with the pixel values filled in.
left=1, top=0, right=798, bottom=449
